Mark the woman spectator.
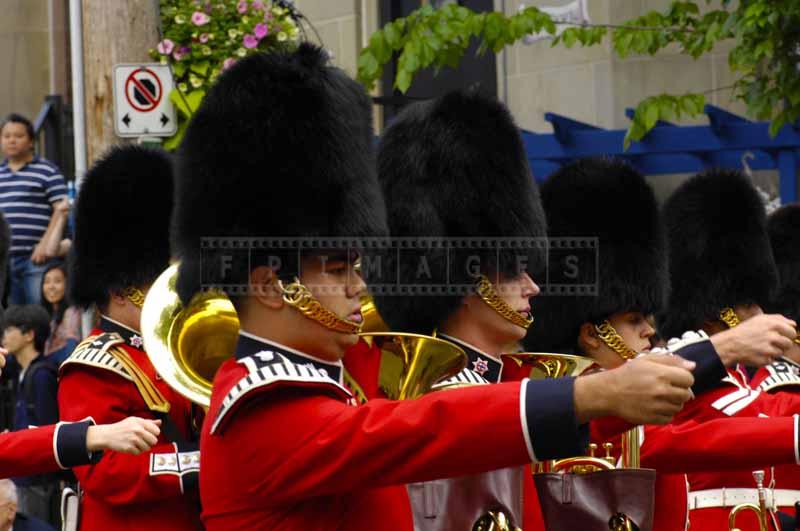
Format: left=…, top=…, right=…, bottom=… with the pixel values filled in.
left=39, top=263, right=81, bottom=364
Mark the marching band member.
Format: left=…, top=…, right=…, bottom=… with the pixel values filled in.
left=524, top=158, right=800, bottom=531
left=57, top=146, right=202, bottom=531
left=751, top=203, right=800, bottom=528
left=660, top=169, right=800, bottom=531
left=172, top=45, right=701, bottom=530
left=372, top=89, right=547, bottom=530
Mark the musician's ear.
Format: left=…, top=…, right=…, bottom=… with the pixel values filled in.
left=250, top=266, right=283, bottom=310
left=578, top=322, right=601, bottom=353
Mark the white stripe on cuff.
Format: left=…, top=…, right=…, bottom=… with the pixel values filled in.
left=519, top=378, right=537, bottom=462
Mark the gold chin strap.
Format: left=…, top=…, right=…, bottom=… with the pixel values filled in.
left=278, top=278, right=363, bottom=334
left=719, top=307, right=742, bottom=328
left=124, top=287, right=146, bottom=308
left=722, top=307, right=800, bottom=344
left=594, top=320, right=638, bottom=361
left=475, top=275, right=534, bottom=330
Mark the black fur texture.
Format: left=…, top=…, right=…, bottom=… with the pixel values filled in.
left=523, top=158, right=667, bottom=353
left=659, top=169, right=778, bottom=337
left=766, top=203, right=800, bottom=321
left=172, top=44, right=388, bottom=304
left=68, top=145, right=174, bottom=309
left=372, top=90, right=546, bottom=334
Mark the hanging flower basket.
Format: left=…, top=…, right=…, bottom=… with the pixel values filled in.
left=150, top=0, right=301, bottom=149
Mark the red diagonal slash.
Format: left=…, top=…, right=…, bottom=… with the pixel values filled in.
left=130, top=75, right=158, bottom=108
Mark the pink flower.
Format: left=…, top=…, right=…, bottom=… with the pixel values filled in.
left=157, top=39, right=175, bottom=55
left=199, top=33, right=210, bottom=43
left=251, top=0, right=264, bottom=10
left=173, top=46, right=191, bottom=61
left=191, top=11, right=210, bottom=25
left=222, top=58, right=237, bottom=70
left=254, top=23, right=268, bottom=39
left=237, top=0, right=248, bottom=14
left=243, top=34, right=258, bottom=49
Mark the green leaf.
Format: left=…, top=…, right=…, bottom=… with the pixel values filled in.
left=644, top=102, right=660, bottom=130
left=769, top=115, right=785, bottom=137
left=163, top=119, right=188, bottom=151
left=172, top=61, right=187, bottom=78
left=190, top=60, right=209, bottom=76
left=357, top=51, right=379, bottom=81
left=395, top=68, right=412, bottom=93
left=384, top=23, right=402, bottom=49
left=185, top=89, right=204, bottom=112
left=369, top=30, right=391, bottom=63
left=169, top=89, right=192, bottom=118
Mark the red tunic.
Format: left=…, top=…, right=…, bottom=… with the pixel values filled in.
left=0, top=421, right=97, bottom=478
left=676, top=368, right=800, bottom=531
left=200, top=332, right=588, bottom=530
left=749, top=359, right=800, bottom=521
left=58, top=318, right=202, bottom=531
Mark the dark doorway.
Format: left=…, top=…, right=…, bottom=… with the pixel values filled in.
left=377, top=0, right=498, bottom=125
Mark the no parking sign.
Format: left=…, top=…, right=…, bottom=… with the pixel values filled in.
left=113, top=64, right=178, bottom=137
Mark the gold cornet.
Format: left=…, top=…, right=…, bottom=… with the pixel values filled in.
left=729, top=470, right=769, bottom=531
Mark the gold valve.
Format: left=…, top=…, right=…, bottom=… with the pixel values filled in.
left=603, top=443, right=615, bottom=465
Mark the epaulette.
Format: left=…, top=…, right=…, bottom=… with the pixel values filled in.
left=757, top=359, right=800, bottom=392
left=61, top=333, right=170, bottom=414
left=211, top=351, right=352, bottom=435
left=61, top=333, right=132, bottom=382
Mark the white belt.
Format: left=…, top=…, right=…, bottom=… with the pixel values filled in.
left=688, top=488, right=800, bottom=510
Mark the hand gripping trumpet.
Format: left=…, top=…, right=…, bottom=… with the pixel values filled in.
left=728, top=470, right=769, bottom=531
left=501, top=352, right=656, bottom=531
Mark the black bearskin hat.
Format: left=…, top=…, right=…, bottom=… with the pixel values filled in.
left=523, top=158, right=668, bottom=353
left=372, top=90, right=547, bottom=334
left=659, top=169, right=778, bottom=338
left=172, top=44, right=388, bottom=305
left=68, top=145, right=174, bottom=309
left=766, top=204, right=800, bottom=321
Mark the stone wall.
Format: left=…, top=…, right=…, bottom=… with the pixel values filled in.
left=0, top=0, right=52, bottom=120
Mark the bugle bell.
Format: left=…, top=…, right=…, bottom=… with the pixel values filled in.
left=728, top=470, right=769, bottom=531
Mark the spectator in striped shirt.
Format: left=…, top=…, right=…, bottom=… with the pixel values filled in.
left=0, top=115, right=68, bottom=305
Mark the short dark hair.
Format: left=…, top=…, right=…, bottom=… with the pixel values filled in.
left=4, top=305, right=51, bottom=354
left=1, top=114, right=35, bottom=140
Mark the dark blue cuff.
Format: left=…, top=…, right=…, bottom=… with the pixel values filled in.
left=523, top=378, right=588, bottom=461
left=675, top=341, right=726, bottom=395
left=56, top=421, right=96, bottom=468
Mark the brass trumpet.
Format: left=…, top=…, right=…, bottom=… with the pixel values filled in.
left=729, top=470, right=769, bottom=531
left=502, top=352, right=645, bottom=531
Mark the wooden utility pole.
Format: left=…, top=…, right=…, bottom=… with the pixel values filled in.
left=81, top=0, right=160, bottom=164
